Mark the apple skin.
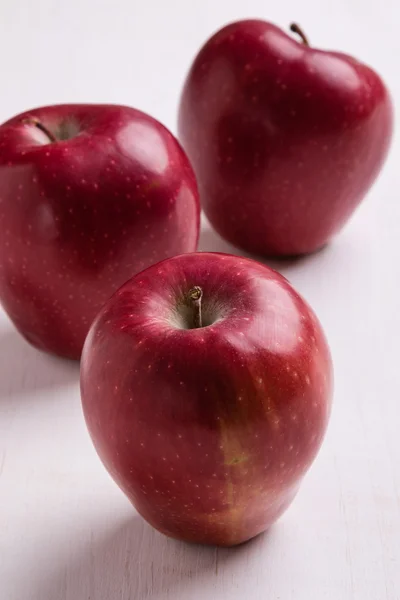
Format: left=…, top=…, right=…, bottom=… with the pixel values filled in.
left=0, top=104, right=200, bottom=359
left=81, top=252, right=333, bottom=546
left=178, top=20, right=393, bottom=256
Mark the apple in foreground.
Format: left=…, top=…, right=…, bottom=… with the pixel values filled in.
left=0, top=104, right=200, bottom=359
left=81, top=252, right=333, bottom=546
left=178, top=20, right=392, bottom=256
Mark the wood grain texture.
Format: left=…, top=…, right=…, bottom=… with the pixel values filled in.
left=0, top=0, right=399, bottom=598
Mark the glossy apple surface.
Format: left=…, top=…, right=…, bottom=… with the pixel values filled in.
left=178, top=20, right=392, bottom=256
left=0, top=104, right=200, bottom=359
left=81, top=252, right=333, bottom=546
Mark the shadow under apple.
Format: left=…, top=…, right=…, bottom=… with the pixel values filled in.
left=198, top=220, right=331, bottom=279
left=28, top=512, right=273, bottom=600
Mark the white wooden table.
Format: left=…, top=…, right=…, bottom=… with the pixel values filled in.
left=1, top=1, right=399, bottom=598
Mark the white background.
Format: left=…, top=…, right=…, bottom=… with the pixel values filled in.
left=0, top=1, right=399, bottom=598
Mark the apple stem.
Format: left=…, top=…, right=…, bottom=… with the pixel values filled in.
left=22, top=117, right=57, bottom=143
left=188, top=286, right=203, bottom=329
left=290, top=23, right=310, bottom=47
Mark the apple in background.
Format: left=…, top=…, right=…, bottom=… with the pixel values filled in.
left=178, top=20, right=393, bottom=257
left=0, top=104, right=200, bottom=359
left=81, top=252, right=333, bottom=546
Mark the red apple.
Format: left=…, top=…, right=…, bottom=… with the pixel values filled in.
left=81, top=252, right=333, bottom=546
left=178, top=20, right=392, bottom=256
left=0, top=104, right=200, bottom=359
